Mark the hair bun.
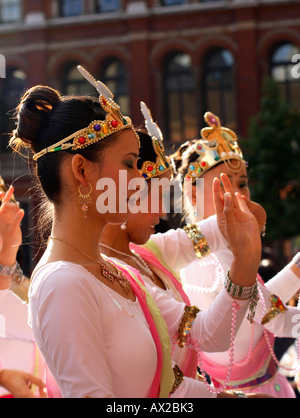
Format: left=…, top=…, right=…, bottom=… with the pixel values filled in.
left=10, top=85, right=61, bottom=152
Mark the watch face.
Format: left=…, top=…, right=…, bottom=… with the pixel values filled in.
left=0, top=176, right=17, bottom=205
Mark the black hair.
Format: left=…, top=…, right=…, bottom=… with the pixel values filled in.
left=136, top=129, right=157, bottom=171
left=10, top=85, right=114, bottom=203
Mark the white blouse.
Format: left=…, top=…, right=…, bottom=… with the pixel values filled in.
left=29, top=260, right=250, bottom=398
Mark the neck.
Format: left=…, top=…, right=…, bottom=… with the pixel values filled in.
left=100, top=224, right=132, bottom=258
left=50, top=204, right=106, bottom=262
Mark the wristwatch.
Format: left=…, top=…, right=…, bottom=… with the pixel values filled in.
left=0, top=261, right=24, bottom=283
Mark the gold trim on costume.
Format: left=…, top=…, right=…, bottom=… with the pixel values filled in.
left=261, top=294, right=287, bottom=326
left=183, top=224, right=211, bottom=259
left=177, top=305, right=200, bottom=348
left=170, top=365, right=185, bottom=394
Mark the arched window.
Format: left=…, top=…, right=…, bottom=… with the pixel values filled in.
left=271, top=42, right=300, bottom=107
left=163, top=52, right=197, bottom=143
left=101, top=58, right=130, bottom=115
left=0, top=67, right=27, bottom=152
left=62, top=63, right=94, bottom=96
left=203, top=48, right=236, bottom=131
left=59, top=0, right=83, bottom=17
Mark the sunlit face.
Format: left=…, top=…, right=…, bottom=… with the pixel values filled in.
left=125, top=170, right=172, bottom=245
left=88, top=129, right=141, bottom=225
left=194, top=160, right=250, bottom=219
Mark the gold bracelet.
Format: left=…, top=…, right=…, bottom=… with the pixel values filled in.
left=177, top=305, right=200, bottom=348
left=170, top=365, right=185, bottom=395
left=183, top=224, right=211, bottom=259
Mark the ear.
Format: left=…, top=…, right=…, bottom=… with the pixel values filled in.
left=71, top=154, right=89, bottom=187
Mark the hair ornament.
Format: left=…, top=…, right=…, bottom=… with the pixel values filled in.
left=33, top=66, right=138, bottom=161
left=139, top=101, right=173, bottom=180
left=185, top=112, right=245, bottom=182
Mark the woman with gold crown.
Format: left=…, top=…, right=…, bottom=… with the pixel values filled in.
left=9, top=66, right=264, bottom=398
left=171, top=112, right=300, bottom=398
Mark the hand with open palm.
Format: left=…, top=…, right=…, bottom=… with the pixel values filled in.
left=213, top=174, right=262, bottom=287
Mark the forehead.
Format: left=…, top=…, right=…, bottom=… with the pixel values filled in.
left=205, top=160, right=248, bottom=179
left=107, top=129, right=140, bottom=156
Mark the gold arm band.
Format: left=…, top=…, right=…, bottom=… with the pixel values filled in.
left=177, top=305, right=200, bottom=348
left=170, top=365, right=185, bottom=395
left=183, top=224, right=211, bottom=259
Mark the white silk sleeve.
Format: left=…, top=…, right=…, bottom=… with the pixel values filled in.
left=266, top=263, right=300, bottom=304
left=149, top=215, right=227, bottom=274
left=147, top=284, right=250, bottom=353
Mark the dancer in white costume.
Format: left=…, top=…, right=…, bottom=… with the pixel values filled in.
left=173, top=112, right=300, bottom=397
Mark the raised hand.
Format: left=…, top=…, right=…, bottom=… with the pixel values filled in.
left=213, top=173, right=262, bottom=287
left=0, top=186, right=24, bottom=266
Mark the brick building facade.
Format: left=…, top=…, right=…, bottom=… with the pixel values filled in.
left=0, top=0, right=300, bottom=273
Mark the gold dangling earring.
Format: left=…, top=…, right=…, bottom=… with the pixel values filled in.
left=78, top=183, right=93, bottom=218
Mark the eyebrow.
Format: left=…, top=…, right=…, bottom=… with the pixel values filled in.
left=123, top=153, right=139, bottom=159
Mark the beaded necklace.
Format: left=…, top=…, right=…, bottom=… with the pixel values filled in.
left=49, top=237, right=132, bottom=296
left=100, top=243, right=155, bottom=280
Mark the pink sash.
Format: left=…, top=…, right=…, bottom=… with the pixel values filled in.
left=130, top=244, right=191, bottom=306
left=130, top=244, right=198, bottom=379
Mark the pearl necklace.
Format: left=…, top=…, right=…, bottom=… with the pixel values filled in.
left=100, top=243, right=155, bottom=280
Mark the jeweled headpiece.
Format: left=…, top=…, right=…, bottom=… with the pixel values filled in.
left=33, top=66, right=138, bottom=161
left=185, top=112, right=245, bottom=182
left=139, top=101, right=173, bottom=179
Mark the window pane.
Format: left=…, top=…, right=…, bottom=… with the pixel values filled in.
left=0, top=0, right=21, bottom=23
left=272, top=43, right=299, bottom=64
left=62, top=64, right=93, bottom=96
left=164, top=53, right=197, bottom=143
left=60, top=0, right=82, bottom=17
left=101, top=59, right=130, bottom=115
left=97, top=0, right=120, bottom=13
left=271, top=42, right=300, bottom=108
left=204, top=48, right=236, bottom=129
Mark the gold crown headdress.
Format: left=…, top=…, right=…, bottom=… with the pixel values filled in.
left=33, top=66, right=138, bottom=161
left=185, top=112, right=245, bottom=182
left=139, top=101, right=173, bottom=179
